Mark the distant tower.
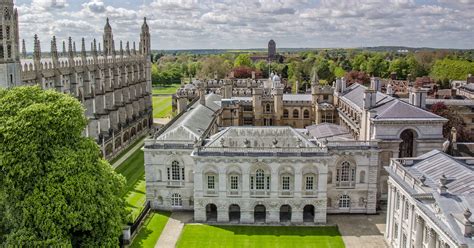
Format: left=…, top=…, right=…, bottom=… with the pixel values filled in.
left=140, top=17, right=151, bottom=56
left=0, top=0, right=21, bottom=88
left=103, top=18, right=114, bottom=57
left=268, top=39, right=276, bottom=60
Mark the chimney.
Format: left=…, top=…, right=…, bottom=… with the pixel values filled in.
left=409, top=87, right=428, bottom=109
left=370, top=77, right=381, bottom=92
left=252, top=71, right=256, bottom=79
left=438, top=174, right=448, bottom=195
left=230, top=71, right=235, bottom=78
left=462, top=209, right=472, bottom=237
left=363, top=89, right=377, bottom=109
left=387, top=83, right=394, bottom=96
left=341, top=77, right=347, bottom=93
left=335, top=78, right=342, bottom=93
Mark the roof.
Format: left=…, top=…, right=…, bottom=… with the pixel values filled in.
left=461, top=83, right=474, bottom=92
left=157, top=94, right=221, bottom=141
left=342, top=83, right=446, bottom=121
left=283, top=94, right=312, bottom=101
left=388, top=150, right=474, bottom=247
left=306, top=123, right=352, bottom=140
left=205, top=126, right=316, bottom=148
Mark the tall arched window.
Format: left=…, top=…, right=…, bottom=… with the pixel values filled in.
left=256, top=169, right=265, bottom=190
left=336, top=161, right=356, bottom=188
left=167, top=161, right=184, bottom=182
left=171, top=193, right=182, bottom=207
left=250, top=168, right=270, bottom=194
left=339, top=195, right=350, bottom=208
left=303, top=109, right=310, bottom=119
left=293, top=109, right=299, bottom=118
left=283, top=109, right=289, bottom=118
left=266, top=104, right=271, bottom=113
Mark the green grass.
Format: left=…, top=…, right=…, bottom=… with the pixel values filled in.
left=114, top=146, right=146, bottom=223
left=110, top=137, right=145, bottom=165
left=153, top=96, right=172, bottom=118
left=152, top=83, right=181, bottom=94
left=130, top=211, right=171, bottom=248
left=177, top=225, right=345, bottom=248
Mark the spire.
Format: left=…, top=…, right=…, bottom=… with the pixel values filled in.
left=81, top=38, right=86, bottom=60
left=98, top=42, right=101, bottom=55
left=21, top=39, right=26, bottom=58
left=133, top=41, right=136, bottom=55
left=140, top=16, right=151, bottom=56
left=51, top=36, right=58, bottom=67
left=33, top=34, right=41, bottom=62
left=92, top=38, right=98, bottom=58
left=126, top=41, right=130, bottom=56
left=62, top=40, right=66, bottom=57
left=311, top=68, right=319, bottom=85
left=73, top=41, right=77, bottom=56
left=120, top=40, right=123, bottom=57
left=104, top=17, right=111, bottom=31
left=68, top=37, right=73, bottom=57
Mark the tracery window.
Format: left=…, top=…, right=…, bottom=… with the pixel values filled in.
left=303, top=109, right=310, bottom=119
left=336, top=161, right=356, bottom=187
left=256, top=169, right=265, bottom=190
left=250, top=169, right=270, bottom=192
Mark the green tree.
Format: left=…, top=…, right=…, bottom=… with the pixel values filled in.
left=388, top=58, right=409, bottom=79
left=430, top=58, right=474, bottom=86
left=0, top=87, right=128, bottom=246
left=234, top=54, right=253, bottom=68
left=366, top=54, right=389, bottom=77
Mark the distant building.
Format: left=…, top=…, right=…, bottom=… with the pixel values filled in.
left=385, top=150, right=474, bottom=248
left=268, top=39, right=276, bottom=60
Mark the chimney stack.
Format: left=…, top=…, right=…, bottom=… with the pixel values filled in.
left=409, top=87, right=428, bottom=109
left=371, top=77, right=382, bottom=92
left=363, top=89, right=377, bottom=109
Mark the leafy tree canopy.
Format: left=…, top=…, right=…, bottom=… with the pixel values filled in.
left=0, top=86, right=128, bottom=246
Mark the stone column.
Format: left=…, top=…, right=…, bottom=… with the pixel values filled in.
left=242, top=171, right=250, bottom=198
left=194, top=204, right=206, bottom=222
left=415, top=215, right=424, bottom=248
left=218, top=168, right=227, bottom=198
left=271, top=168, right=278, bottom=197
left=385, top=183, right=393, bottom=240
left=294, top=171, right=302, bottom=198
left=428, top=228, right=436, bottom=248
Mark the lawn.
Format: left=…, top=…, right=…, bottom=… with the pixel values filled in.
left=130, top=211, right=171, bottom=248
left=177, top=225, right=345, bottom=248
left=114, top=146, right=146, bottom=223
left=152, top=96, right=172, bottom=118
left=152, top=83, right=181, bottom=95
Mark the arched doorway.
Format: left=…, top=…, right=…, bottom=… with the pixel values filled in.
left=399, top=129, right=416, bottom=158
left=206, top=204, right=217, bottom=222
left=229, top=204, right=241, bottom=223
left=303, top=205, right=315, bottom=223
left=254, top=205, right=266, bottom=223
left=280, top=205, right=292, bottom=223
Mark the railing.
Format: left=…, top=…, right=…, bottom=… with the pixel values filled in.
left=250, top=190, right=270, bottom=197
left=335, top=181, right=356, bottom=188
left=167, top=181, right=185, bottom=187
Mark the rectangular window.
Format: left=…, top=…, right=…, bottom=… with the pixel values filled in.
left=306, top=176, right=314, bottom=190
left=207, top=175, right=215, bottom=189
left=266, top=176, right=270, bottom=190
left=282, top=176, right=290, bottom=190
left=167, top=168, right=170, bottom=180
left=250, top=176, right=254, bottom=190
left=256, top=176, right=264, bottom=190
left=393, top=223, right=399, bottom=240
left=230, top=176, right=238, bottom=190
left=6, top=26, right=10, bottom=40
left=182, top=168, right=185, bottom=180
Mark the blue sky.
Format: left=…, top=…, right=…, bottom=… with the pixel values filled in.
left=13, top=0, right=474, bottom=50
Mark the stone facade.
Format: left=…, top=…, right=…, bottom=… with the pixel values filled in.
left=0, top=1, right=153, bottom=159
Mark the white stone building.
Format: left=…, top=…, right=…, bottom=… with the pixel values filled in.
left=385, top=150, right=474, bottom=248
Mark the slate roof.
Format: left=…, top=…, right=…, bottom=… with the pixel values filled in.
left=341, top=83, right=446, bottom=121
left=388, top=150, right=474, bottom=247
left=461, top=83, right=474, bottom=92
left=282, top=94, right=312, bottom=101
left=157, top=94, right=221, bottom=141
left=306, top=123, right=352, bottom=140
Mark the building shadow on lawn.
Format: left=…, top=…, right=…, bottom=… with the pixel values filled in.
left=327, top=212, right=386, bottom=237
left=211, top=225, right=342, bottom=237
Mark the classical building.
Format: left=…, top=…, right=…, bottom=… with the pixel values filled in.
left=145, top=70, right=448, bottom=224
left=0, top=0, right=153, bottom=159
left=385, top=150, right=474, bottom=248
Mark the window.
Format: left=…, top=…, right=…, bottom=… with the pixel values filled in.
left=171, top=193, right=182, bottom=207
left=282, top=176, right=290, bottom=190
left=230, top=176, right=238, bottom=190
left=323, top=95, right=329, bottom=101
left=336, top=161, right=356, bottom=186
left=283, top=109, right=289, bottom=118
left=170, top=161, right=183, bottom=181
left=396, top=193, right=400, bottom=210
left=0, top=27, right=3, bottom=39
left=256, top=169, right=265, bottom=190
left=339, top=195, right=350, bottom=208
left=305, top=176, right=314, bottom=190
left=393, top=223, right=399, bottom=240
left=303, top=110, right=310, bottom=119
left=207, top=175, right=215, bottom=189
left=321, top=111, right=334, bottom=123
left=6, top=26, right=10, bottom=40
left=293, top=109, right=299, bottom=118
left=402, top=234, right=407, bottom=248
left=265, top=104, right=271, bottom=113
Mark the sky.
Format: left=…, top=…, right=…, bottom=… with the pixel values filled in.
left=13, top=0, right=474, bottom=51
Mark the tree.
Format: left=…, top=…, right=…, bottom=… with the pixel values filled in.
left=388, top=58, right=409, bottom=79
left=198, top=56, right=231, bottom=78
left=430, top=58, right=474, bottom=87
left=429, top=102, right=472, bottom=142
left=366, top=53, right=389, bottom=77
left=0, top=87, right=128, bottom=246
left=234, top=54, right=253, bottom=68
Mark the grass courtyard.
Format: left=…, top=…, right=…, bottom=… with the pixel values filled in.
left=176, top=225, right=345, bottom=248
left=152, top=83, right=181, bottom=95
left=114, top=145, right=146, bottom=223
left=130, top=211, right=171, bottom=248
left=152, top=96, right=172, bottom=118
